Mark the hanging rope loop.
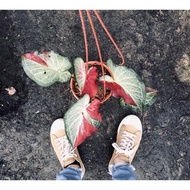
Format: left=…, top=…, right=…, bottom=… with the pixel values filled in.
left=79, top=10, right=124, bottom=66
left=93, top=10, right=124, bottom=66
left=79, top=10, right=125, bottom=100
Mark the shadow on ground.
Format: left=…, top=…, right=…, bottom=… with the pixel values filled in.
left=0, top=10, right=190, bottom=180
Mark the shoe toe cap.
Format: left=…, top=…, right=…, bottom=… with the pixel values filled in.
left=50, top=118, right=65, bottom=134
left=120, top=115, right=142, bottom=131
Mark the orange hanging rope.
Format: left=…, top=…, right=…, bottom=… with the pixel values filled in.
left=86, top=10, right=103, bottom=63
left=79, top=10, right=89, bottom=74
left=93, top=10, right=125, bottom=65
left=85, top=10, right=106, bottom=97
left=79, top=10, right=106, bottom=97
left=79, top=10, right=124, bottom=100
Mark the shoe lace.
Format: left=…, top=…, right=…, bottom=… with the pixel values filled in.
left=112, top=131, right=136, bottom=157
left=56, top=136, right=77, bottom=162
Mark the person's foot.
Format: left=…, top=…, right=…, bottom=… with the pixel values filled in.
left=50, top=118, right=85, bottom=179
left=108, top=115, right=142, bottom=174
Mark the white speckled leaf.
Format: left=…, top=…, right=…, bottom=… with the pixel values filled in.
left=21, top=51, right=72, bottom=87
left=74, top=57, right=86, bottom=91
left=100, top=59, right=146, bottom=110
left=64, top=94, right=101, bottom=148
left=120, top=91, right=157, bottom=112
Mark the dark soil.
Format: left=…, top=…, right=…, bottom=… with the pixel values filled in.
left=0, top=10, right=190, bottom=180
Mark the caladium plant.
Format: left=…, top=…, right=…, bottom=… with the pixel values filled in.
left=64, top=94, right=102, bottom=148
left=99, top=59, right=157, bottom=112
left=120, top=90, right=158, bottom=112
left=21, top=51, right=157, bottom=148
left=21, top=51, right=72, bottom=87
left=74, top=58, right=98, bottom=99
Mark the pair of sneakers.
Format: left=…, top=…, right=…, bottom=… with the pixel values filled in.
left=50, top=115, right=142, bottom=179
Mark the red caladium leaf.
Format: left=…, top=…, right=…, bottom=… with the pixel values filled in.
left=64, top=94, right=102, bottom=148
left=120, top=87, right=158, bottom=112
left=22, top=52, right=48, bottom=66
left=21, top=51, right=72, bottom=87
left=99, top=59, right=146, bottom=110
left=143, top=87, right=158, bottom=110
left=102, top=81, right=137, bottom=106
left=74, top=58, right=98, bottom=99
left=146, top=87, right=158, bottom=95
left=74, top=116, right=97, bottom=148
left=86, top=98, right=102, bottom=121
left=82, top=66, right=98, bottom=99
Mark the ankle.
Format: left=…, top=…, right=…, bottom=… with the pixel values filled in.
left=65, top=160, right=81, bottom=169
left=67, top=164, right=80, bottom=169
left=113, top=157, right=128, bottom=165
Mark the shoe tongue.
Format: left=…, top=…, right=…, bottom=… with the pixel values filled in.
left=116, top=154, right=131, bottom=164
left=54, top=130, right=65, bottom=139
left=123, top=124, right=138, bottom=134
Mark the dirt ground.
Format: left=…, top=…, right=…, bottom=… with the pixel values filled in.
left=0, top=10, right=190, bottom=180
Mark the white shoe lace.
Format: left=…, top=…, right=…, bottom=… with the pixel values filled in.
left=56, top=136, right=77, bottom=162
left=112, top=131, right=136, bottom=157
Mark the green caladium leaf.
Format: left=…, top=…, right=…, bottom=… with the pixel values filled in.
left=74, top=58, right=86, bottom=91
left=74, top=58, right=98, bottom=98
left=120, top=88, right=158, bottom=112
left=144, top=90, right=158, bottom=110
left=119, top=98, right=139, bottom=112
left=99, top=59, right=146, bottom=110
left=21, top=51, right=72, bottom=87
left=64, top=94, right=102, bottom=148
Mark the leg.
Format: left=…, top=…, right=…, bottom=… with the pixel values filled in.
left=56, top=167, right=82, bottom=180
left=111, top=164, right=136, bottom=180
left=50, top=118, right=85, bottom=180
left=108, top=115, right=142, bottom=180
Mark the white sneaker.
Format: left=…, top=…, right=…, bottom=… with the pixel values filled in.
left=50, top=118, right=85, bottom=179
left=108, top=115, right=142, bottom=175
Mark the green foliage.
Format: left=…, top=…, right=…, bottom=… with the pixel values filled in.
left=21, top=51, right=72, bottom=87
left=100, top=59, right=157, bottom=112
left=21, top=51, right=158, bottom=147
